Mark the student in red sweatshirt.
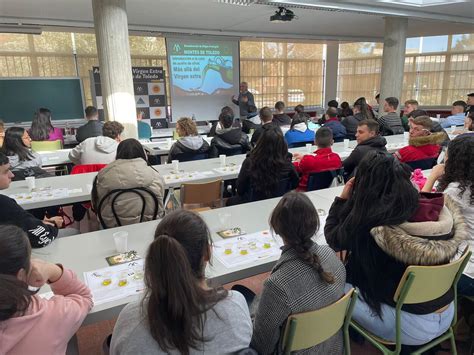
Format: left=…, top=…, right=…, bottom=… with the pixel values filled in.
left=0, top=225, right=93, bottom=355
left=292, top=127, right=342, bottom=191
left=394, top=116, right=446, bottom=163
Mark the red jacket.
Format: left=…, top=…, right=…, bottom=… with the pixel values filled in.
left=293, top=147, right=342, bottom=191
left=394, top=132, right=445, bottom=163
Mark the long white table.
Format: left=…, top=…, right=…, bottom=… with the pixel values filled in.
left=4, top=134, right=410, bottom=210
left=33, top=188, right=337, bottom=325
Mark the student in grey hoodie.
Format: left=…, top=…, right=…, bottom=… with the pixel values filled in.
left=69, top=121, right=124, bottom=165
left=167, top=117, right=210, bottom=163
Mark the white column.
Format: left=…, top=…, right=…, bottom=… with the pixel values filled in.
left=379, top=17, right=408, bottom=114
left=324, top=42, right=339, bottom=107
left=92, top=0, right=137, bottom=139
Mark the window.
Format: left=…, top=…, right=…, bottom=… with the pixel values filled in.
left=240, top=40, right=324, bottom=108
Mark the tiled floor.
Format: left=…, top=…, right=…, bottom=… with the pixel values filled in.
left=75, top=272, right=472, bottom=355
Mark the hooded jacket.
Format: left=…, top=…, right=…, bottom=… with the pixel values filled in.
left=209, top=127, right=250, bottom=157
left=342, top=135, right=387, bottom=177
left=325, top=194, right=467, bottom=315
left=272, top=113, right=292, bottom=127
left=92, top=158, right=165, bottom=228
left=284, top=124, right=315, bottom=147
left=69, top=136, right=118, bottom=165
left=342, top=112, right=366, bottom=139
left=7, top=152, right=42, bottom=171
left=394, top=131, right=446, bottom=163
left=323, top=118, right=347, bottom=140
left=75, top=120, right=103, bottom=143
left=0, top=268, right=93, bottom=355
left=167, top=136, right=210, bottom=163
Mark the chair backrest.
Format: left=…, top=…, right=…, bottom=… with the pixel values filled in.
left=31, top=140, right=62, bottom=152
left=173, top=151, right=208, bottom=162
left=97, top=186, right=159, bottom=229
left=218, top=145, right=242, bottom=156
left=333, top=137, right=345, bottom=143
left=288, top=140, right=314, bottom=148
left=394, top=247, right=471, bottom=305
left=307, top=168, right=345, bottom=192
left=282, top=289, right=357, bottom=354
left=405, top=157, right=437, bottom=171
left=180, top=179, right=223, bottom=207
left=70, top=164, right=107, bottom=175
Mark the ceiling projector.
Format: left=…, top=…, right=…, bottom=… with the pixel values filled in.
left=270, top=7, right=296, bottom=22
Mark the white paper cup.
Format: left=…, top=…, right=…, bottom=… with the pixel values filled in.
left=113, top=231, right=128, bottom=253
left=166, top=138, right=172, bottom=148
left=450, top=125, right=456, bottom=133
left=25, top=176, right=35, bottom=191
left=172, top=160, right=179, bottom=172
left=436, top=114, right=441, bottom=119
left=343, top=139, right=350, bottom=149
left=219, top=154, right=226, bottom=168
left=305, top=143, right=312, bottom=153
left=403, top=132, right=410, bottom=141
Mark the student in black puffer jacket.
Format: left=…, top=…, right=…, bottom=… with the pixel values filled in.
left=209, top=113, right=250, bottom=157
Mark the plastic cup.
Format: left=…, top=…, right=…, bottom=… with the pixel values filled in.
left=224, top=243, right=233, bottom=255
left=101, top=271, right=112, bottom=287
left=132, top=264, right=144, bottom=280
left=403, top=132, right=410, bottom=141
left=172, top=160, right=179, bottom=172
left=305, top=143, right=312, bottom=153
left=113, top=231, right=128, bottom=253
left=436, top=114, right=441, bottom=119
left=219, top=154, right=226, bottom=168
left=25, top=176, right=35, bottom=192
left=118, top=271, right=128, bottom=287
left=343, top=139, right=350, bottom=149
left=166, top=138, right=172, bottom=148
left=450, top=125, right=456, bottom=133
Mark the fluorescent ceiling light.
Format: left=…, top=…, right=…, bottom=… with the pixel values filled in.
left=376, top=0, right=468, bottom=7
left=215, top=0, right=255, bottom=5
left=0, top=25, right=42, bottom=35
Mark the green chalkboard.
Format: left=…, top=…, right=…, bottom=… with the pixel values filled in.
left=0, top=78, right=85, bottom=123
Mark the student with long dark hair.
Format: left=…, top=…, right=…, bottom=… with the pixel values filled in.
left=2, top=127, right=42, bottom=171
left=0, top=225, right=92, bottom=354
left=228, top=125, right=298, bottom=205
left=250, top=192, right=346, bottom=354
left=111, top=210, right=252, bottom=354
left=92, top=138, right=165, bottom=228
left=29, top=108, right=64, bottom=144
left=423, top=134, right=474, bottom=296
left=325, top=151, right=466, bottom=345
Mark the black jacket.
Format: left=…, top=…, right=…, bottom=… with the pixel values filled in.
left=342, top=113, right=366, bottom=140
left=76, top=120, right=104, bottom=143
left=343, top=135, right=387, bottom=177
left=208, top=120, right=242, bottom=137
left=209, top=128, right=250, bottom=157
left=167, top=138, right=210, bottom=163
left=272, top=114, right=291, bottom=127
left=0, top=195, right=58, bottom=248
left=250, top=122, right=279, bottom=147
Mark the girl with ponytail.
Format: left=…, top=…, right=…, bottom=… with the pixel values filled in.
left=251, top=191, right=346, bottom=354
left=111, top=210, right=252, bottom=354
left=0, top=225, right=93, bottom=354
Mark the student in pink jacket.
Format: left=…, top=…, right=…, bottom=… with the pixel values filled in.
left=0, top=225, right=93, bottom=355
left=29, top=108, right=64, bottom=145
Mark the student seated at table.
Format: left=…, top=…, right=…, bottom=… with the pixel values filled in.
left=167, top=117, right=210, bottom=163
left=439, top=100, right=467, bottom=128
left=69, top=121, right=123, bottom=165
left=0, top=225, right=93, bottom=354
left=325, top=151, right=465, bottom=345
left=342, top=99, right=373, bottom=140
left=29, top=108, right=64, bottom=145
left=0, top=152, right=76, bottom=245
left=272, top=101, right=291, bottom=128
left=407, top=109, right=450, bottom=146
left=137, top=111, right=152, bottom=140
left=293, top=104, right=311, bottom=121
left=340, top=101, right=353, bottom=118
left=227, top=126, right=298, bottom=206
left=378, top=97, right=404, bottom=135
left=284, top=116, right=314, bottom=147
left=342, top=119, right=387, bottom=177
left=292, top=127, right=342, bottom=191
left=251, top=191, right=346, bottom=354
left=452, top=111, right=474, bottom=135
left=241, top=105, right=261, bottom=134
left=323, top=107, right=347, bottom=141
left=209, top=112, right=250, bottom=157
left=250, top=107, right=277, bottom=147
left=2, top=127, right=43, bottom=173
left=76, top=106, right=103, bottom=143
left=422, top=135, right=474, bottom=296
left=209, top=106, right=241, bottom=137
left=0, top=120, right=4, bottom=147
left=111, top=210, right=252, bottom=354
left=394, top=116, right=445, bottom=163
left=92, top=138, right=165, bottom=228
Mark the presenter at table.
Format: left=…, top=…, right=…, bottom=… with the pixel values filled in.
left=232, top=82, right=255, bottom=118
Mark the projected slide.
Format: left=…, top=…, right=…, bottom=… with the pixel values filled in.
left=166, top=37, right=240, bottom=121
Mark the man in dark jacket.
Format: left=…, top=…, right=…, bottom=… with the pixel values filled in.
left=209, top=113, right=250, bottom=157
left=343, top=119, right=387, bottom=177
left=251, top=107, right=278, bottom=147
left=0, top=152, right=62, bottom=247
left=76, top=106, right=103, bottom=143
left=342, top=103, right=367, bottom=140
left=323, top=107, right=346, bottom=141
left=231, top=82, right=255, bottom=118
left=272, top=101, right=291, bottom=127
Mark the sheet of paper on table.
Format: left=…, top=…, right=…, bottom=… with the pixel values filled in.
left=213, top=230, right=283, bottom=269
left=83, top=259, right=145, bottom=306
left=9, top=187, right=69, bottom=204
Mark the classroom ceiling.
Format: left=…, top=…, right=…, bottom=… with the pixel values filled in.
left=0, top=0, right=473, bottom=42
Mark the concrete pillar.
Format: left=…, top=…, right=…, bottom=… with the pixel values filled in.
left=324, top=42, right=339, bottom=107
left=379, top=17, right=408, bottom=115
left=92, top=0, right=137, bottom=139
